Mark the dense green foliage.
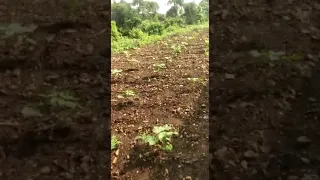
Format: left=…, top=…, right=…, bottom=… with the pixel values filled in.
left=111, top=0, right=208, bottom=53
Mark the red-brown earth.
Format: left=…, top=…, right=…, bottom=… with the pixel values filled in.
left=111, top=29, right=209, bottom=179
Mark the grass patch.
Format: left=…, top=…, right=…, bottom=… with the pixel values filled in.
left=112, top=23, right=208, bottom=54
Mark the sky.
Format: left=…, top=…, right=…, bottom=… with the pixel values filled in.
left=114, top=0, right=202, bottom=14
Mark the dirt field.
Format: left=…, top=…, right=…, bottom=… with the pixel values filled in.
left=0, top=1, right=111, bottom=180
left=210, top=0, right=320, bottom=179
left=111, top=30, right=209, bottom=179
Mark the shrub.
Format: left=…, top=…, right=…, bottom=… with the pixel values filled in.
left=111, top=21, right=121, bottom=41
left=164, top=18, right=184, bottom=28
left=128, top=28, right=147, bottom=39
left=139, top=20, right=164, bottom=35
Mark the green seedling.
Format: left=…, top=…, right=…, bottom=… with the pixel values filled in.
left=171, top=45, right=183, bottom=55
left=111, top=135, right=121, bottom=150
left=111, top=69, right=123, bottom=76
left=118, top=90, right=137, bottom=98
left=154, top=63, right=166, bottom=72
left=136, top=124, right=179, bottom=151
left=39, top=90, right=79, bottom=109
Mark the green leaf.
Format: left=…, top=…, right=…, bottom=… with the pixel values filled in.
left=158, top=131, right=178, bottom=143
left=152, top=124, right=172, bottom=134
left=111, top=136, right=120, bottom=150
left=136, top=135, right=159, bottom=146
left=162, top=144, right=173, bottom=151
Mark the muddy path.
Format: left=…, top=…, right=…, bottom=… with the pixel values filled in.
left=210, top=0, right=320, bottom=179
left=111, top=29, right=209, bottom=179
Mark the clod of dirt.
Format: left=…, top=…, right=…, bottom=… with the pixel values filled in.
left=296, top=136, right=312, bottom=144
left=80, top=162, right=90, bottom=172
left=243, top=150, right=258, bottom=159
left=224, top=73, right=235, bottom=80
left=215, top=146, right=228, bottom=158
left=21, top=106, right=42, bottom=117
left=300, top=157, right=310, bottom=164
left=314, top=3, right=320, bottom=11
left=39, top=166, right=51, bottom=174
left=301, top=174, right=320, bottom=180
left=249, top=50, right=261, bottom=58
left=240, top=160, right=248, bottom=169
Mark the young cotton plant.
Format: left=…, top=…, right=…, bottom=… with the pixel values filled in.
left=111, top=135, right=121, bottom=150
left=136, top=124, right=179, bottom=151
left=171, top=44, right=184, bottom=56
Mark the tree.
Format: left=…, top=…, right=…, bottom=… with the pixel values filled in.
left=132, top=0, right=159, bottom=19
left=167, top=0, right=184, bottom=7
left=198, top=0, right=209, bottom=21
left=182, top=2, right=201, bottom=24
left=111, top=2, right=134, bottom=28
left=166, top=6, right=179, bottom=17
left=132, top=0, right=144, bottom=7
left=166, top=0, right=184, bottom=17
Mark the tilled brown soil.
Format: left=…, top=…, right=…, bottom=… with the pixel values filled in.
left=210, top=0, right=320, bottom=179
left=111, top=30, right=209, bottom=179
left=0, top=1, right=110, bottom=180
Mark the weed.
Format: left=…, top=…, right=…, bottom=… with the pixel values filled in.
left=111, top=23, right=208, bottom=53
left=136, top=124, right=179, bottom=151
left=111, top=135, right=121, bottom=150
left=171, top=44, right=184, bottom=56
left=154, top=63, right=166, bottom=72
left=118, top=90, right=137, bottom=98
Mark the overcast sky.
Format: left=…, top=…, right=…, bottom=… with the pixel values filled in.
left=113, top=0, right=202, bottom=14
